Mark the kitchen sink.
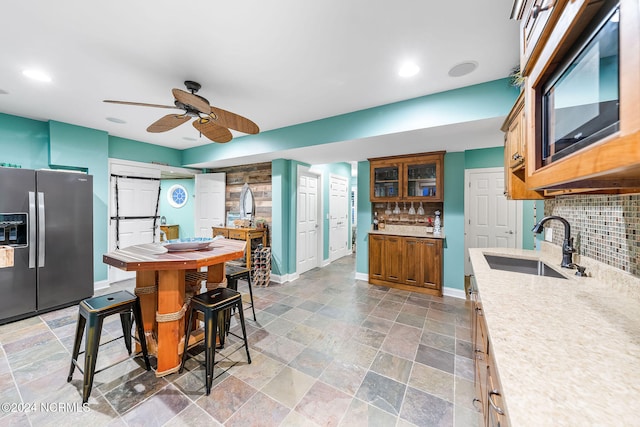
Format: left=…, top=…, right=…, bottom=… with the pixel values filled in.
left=484, top=254, right=567, bottom=279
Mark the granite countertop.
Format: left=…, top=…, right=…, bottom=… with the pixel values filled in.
left=469, top=247, right=640, bottom=426
left=369, top=225, right=445, bottom=239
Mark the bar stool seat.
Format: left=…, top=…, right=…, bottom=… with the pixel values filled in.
left=225, top=265, right=256, bottom=321
left=67, top=290, right=151, bottom=403
left=179, top=287, right=251, bottom=395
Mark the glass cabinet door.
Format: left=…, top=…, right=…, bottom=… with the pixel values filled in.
left=371, top=163, right=400, bottom=200
left=405, top=161, right=438, bottom=199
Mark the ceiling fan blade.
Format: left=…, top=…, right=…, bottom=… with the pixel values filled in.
left=172, top=89, right=211, bottom=114
left=147, top=114, right=190, bottom=133
left=104, top=100, right=177, bottom=109
left=210, top=106, right=260, bottom=135
left=193, top=119, right=233, bottom=143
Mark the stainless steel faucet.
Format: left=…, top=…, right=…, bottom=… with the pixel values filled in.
left=532, top=215, right=576, bottom=268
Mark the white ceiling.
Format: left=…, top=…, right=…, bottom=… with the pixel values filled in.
left=0, top=0, right=519, bottom=168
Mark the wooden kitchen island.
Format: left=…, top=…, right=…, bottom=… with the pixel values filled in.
left=103, top=238, right=246, bottom=376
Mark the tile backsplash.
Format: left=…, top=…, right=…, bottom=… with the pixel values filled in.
left=544, top=194, right=640, bottom=276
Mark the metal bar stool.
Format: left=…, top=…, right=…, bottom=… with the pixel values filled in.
left=179, top=287, right=251, bottom=395
left=67, top=290, right=151, bottom=403
left=225, top=265, right=256, bottom=321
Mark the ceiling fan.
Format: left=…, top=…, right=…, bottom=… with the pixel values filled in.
left=104, top=81, right=259, bottom=143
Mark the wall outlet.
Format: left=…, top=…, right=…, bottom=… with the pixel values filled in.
left=544, top=227, right=553, bottom=242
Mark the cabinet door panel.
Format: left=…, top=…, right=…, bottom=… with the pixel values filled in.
left=383, top=236, right=403, bottom=283
left=420, top=240, right=441, bottom=290
left=403, top=238, right=420, bottom=285
left=369, top=235, right=385, bottom=280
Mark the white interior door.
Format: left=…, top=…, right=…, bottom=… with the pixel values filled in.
left=297, top=170, right=319, bottom=274
left=194, top=173, right=226, bottom=237
left=464, top=167, right=521, bottom=275
left=329, top=174, right=349, bottom=261
left=109, top=162, right=161, bottom=283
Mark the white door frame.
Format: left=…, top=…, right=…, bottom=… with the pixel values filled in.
left=296, top=165, right=322, bottom=274
left=464, top=167, right=523, bottom=275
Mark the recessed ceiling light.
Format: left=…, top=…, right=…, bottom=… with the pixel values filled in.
left=448, top=61, right=478, bottom=77
left=106, top=117, right=126, bottom=124
left=398, top=62, right=420, bottom=78
left=22, top=69, right=52, bottom=83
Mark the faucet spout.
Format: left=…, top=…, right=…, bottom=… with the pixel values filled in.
left=531, top=215, right=575, bottom=268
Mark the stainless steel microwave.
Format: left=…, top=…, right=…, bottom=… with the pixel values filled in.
left=541, top=2, right=620, bottom=165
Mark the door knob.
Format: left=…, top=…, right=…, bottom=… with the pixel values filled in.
left=505, top=230, right=514, bottom=234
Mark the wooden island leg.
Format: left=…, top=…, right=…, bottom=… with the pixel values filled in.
left=135, top=270, right=157, bottom=355
left=156, top=269, right=185, bottom=376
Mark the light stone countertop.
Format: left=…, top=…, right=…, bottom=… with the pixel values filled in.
left=469, top=247, right=640, bottom=426
left=369, top=225, right=445, bottom=239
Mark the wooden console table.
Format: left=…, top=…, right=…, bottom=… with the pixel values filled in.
left=160, top=225, right=179, bottom=241
left=212, top=227, right=267, bottom=270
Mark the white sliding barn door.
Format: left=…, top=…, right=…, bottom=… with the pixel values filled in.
left=108, top=162, right=161, bottom=283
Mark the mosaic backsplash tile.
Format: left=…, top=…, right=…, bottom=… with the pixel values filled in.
left=544, top=194, right=640, bottom=277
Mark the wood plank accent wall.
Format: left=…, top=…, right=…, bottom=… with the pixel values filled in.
left=208, top=162, right=272, bottom=226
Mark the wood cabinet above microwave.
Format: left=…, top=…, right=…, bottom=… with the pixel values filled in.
left=369, top=152, right=445, bottom=202
left=514, top=0, right=640, bottom=191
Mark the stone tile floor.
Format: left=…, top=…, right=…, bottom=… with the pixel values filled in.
left=0, top=255, right=481, bottom=426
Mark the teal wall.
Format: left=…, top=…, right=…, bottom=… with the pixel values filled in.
left=271, top=159, right=291, bottom=276
left=158, top=179, right=196, bottom=238
left=356, top=161, right=371, bottom=275
left=109, top=136, right=183, bottom=167
left=442, top=152, right=466, bottom=290
left=0, top=113, right=49, bottom=169
left=183, top=79, right=520, bottom=166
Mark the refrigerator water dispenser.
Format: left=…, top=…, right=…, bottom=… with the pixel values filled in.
left=0, top=213, right=28, bottom=247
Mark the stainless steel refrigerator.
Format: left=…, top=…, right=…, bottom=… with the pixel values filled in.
left=0, top=168, right=94, bottom=324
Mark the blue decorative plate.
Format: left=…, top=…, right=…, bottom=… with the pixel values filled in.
left=163, top=237, right=214, bottom=252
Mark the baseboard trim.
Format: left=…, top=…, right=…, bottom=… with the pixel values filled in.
left=94, top=280, right=110, bottom=291
left=270, top=272, right=300, bottom=284
left=355, top=272, right=369, bottom=281
left=443, top=287, right=467, bottom=299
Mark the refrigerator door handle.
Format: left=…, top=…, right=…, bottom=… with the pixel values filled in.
left=29, top=191, right=37, bottom=268
left=38, top=192, right=45, bottom=268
